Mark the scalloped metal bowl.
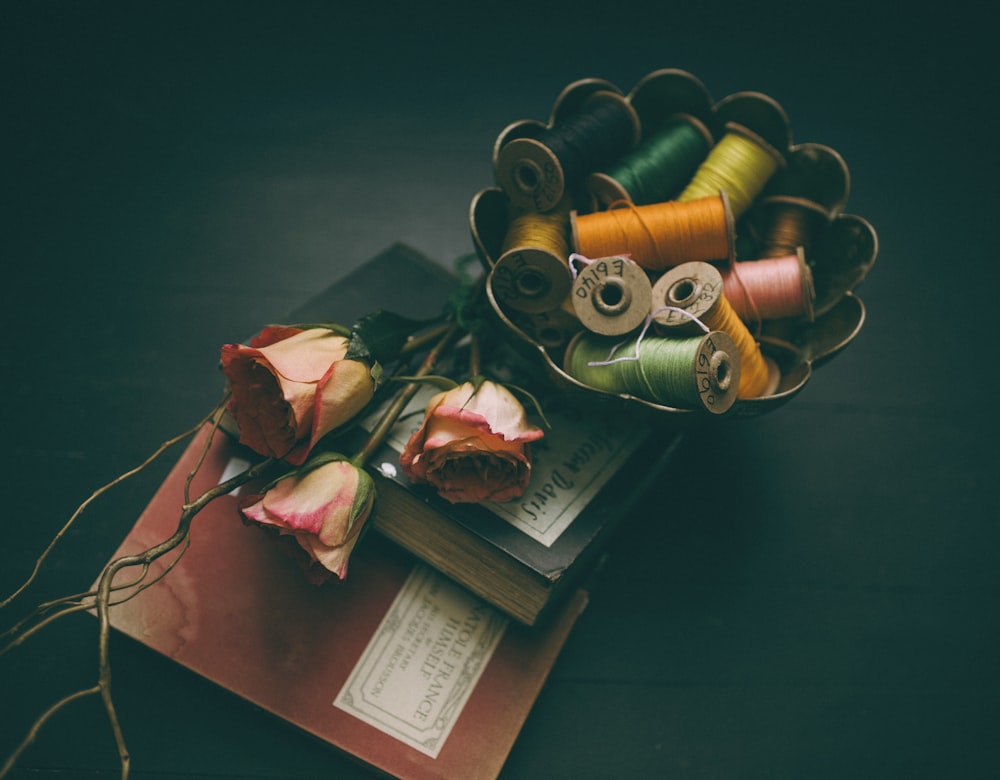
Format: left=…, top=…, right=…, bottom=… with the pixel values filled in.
left=472, top=69, right=878, bottom=425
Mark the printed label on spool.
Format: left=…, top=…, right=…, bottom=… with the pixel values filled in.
left=571, top=255, right=652, bottom=336
left=491, top=247, right=572, bottom=314
left=651, top=260, right=724, bottom=332
left=495, top=137, right=564, bottom=212
left=694, top=330, right=740, bottom=414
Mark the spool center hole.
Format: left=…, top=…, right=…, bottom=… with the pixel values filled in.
left=669, top=278, right=698, bottom=306
left=593, top=278, right=631, bottom=315
left=601, top=285, right=623, bottom=306
left=516, top=269, right=548, bottom=298
left=537, top=327, right=564, bottom=349
left=710, top=350, right=733, bottom=392
left=515, top=163, right=539, bottom=191
left=716, top=360, right=729, bottom=386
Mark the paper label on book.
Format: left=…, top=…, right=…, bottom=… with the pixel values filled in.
left=365, top=385, right=648, bottom=547
left=333, top=563, right=508, bottom=758
left=482, top=411, right=641, bottom=545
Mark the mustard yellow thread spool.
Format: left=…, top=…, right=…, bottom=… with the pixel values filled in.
left=651, top=261, right=780, bottom=398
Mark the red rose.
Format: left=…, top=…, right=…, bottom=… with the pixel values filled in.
left=240, top=455, right=376, bottom=582
left=400, top=380, right=544, bottom=503
left=221, top=326, right=375, bottom=465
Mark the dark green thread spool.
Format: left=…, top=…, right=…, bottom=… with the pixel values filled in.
left=587, top=114, right=714, bottom=208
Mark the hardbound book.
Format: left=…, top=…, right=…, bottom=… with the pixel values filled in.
left=266, top=243, right=683, bottom=626
left=361, top=392, right=681, bottom=626
left=102, top=423, right=589, bottom=780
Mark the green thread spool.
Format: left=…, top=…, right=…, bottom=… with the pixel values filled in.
left=587, top=114, right=714, bottom=207
left=678, top=122, right=785, bottom=220
left=564, top=328, right=740, bottom=414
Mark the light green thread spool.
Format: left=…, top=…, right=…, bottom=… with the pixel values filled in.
left=564, top=328, right=740, bottom=413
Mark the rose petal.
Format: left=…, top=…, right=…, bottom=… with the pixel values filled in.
left=308, top=357, right=376, bottom=453
left=256, top=329, right=350, bottom=384
left=220, top=348, right=301, bottom=459
left=400, top=379, right=541, bottom=504
left=456, top=382, right=544, bottom=442
left=241, top=460, right=376, bottom=581
left=249, top=325, right=304, bottom=348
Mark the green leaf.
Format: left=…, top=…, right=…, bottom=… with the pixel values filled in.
left=346, top=310, right=439, bottom=365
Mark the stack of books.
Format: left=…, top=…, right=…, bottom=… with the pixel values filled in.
left=103, top=243, right=679, bottom=779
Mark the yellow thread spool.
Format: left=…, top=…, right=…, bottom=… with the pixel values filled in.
left=650, top=261, right=779, bottom=398
left=678, top=123, right=785, bottom=220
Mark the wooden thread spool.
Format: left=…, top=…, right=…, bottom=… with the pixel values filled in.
left=492, top=199, right=574, bottom=313
left=570, top=255, right=653, bottom=336
left=563, top=328, right=741, bottom=414
left=678, top=122, right=785, bottom=220
left=511, top=295, right=583, bottom=353
left=650, top=261, right=779, bottom=398
left=494, top=91, right=641, bottom=212
left=570, top=191, right=735, bottom=272
left=721, top=248, right=816, bottom=323
left=751, top=194, right=830, bottom=258
left=586, top=113, right=714, bottom=207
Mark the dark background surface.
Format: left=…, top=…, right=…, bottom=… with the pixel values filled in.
left=2, top=2, right=998, bottom=778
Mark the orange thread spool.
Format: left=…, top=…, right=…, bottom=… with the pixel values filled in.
left=570, top=192, right=735, bottom=272
left=651, top=261, right=777, bottom=398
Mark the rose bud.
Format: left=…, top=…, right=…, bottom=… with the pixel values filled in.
left=240, top=455, right=376, bottom=583
left=400, top=379, right=544, bottom=504
left=221, top=326, right=376, bottom=465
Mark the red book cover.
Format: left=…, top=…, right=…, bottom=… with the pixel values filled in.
left=100, top=424, right=588, bottom=780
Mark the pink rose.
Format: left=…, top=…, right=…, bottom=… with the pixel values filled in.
left=240, top=455, right=376, bottom=583
left=221, top=326, right=376, bottom=465
left=400, top=380, right=544, bottom=503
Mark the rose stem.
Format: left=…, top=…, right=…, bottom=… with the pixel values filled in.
left=352, top=322, right=460, bottom=469
left=399, top=321, right=453, bottom=356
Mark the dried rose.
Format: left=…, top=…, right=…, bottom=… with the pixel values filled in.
left=400, top=379, right=544, bottom=504
left=221, top=326, right=376, bottom=465
left=240, top=454, right=375, bottom=583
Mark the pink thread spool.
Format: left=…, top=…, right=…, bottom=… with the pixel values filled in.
left=721, top=248, right=815, bottom=323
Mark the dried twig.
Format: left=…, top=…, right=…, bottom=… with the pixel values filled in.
left=0, top=404, right=269, bottom=780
